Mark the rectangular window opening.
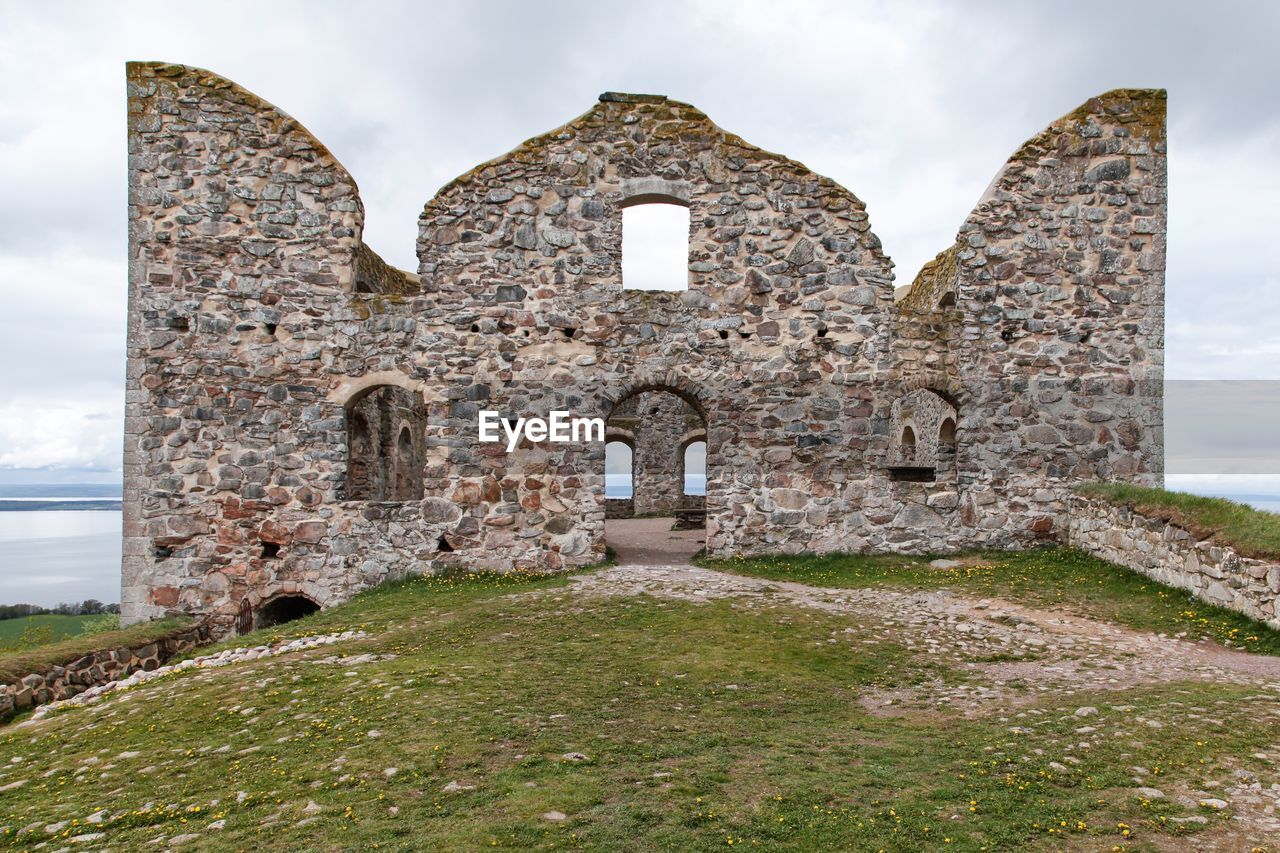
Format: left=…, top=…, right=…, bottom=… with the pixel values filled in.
left=622, top=203, right=690, bottom=291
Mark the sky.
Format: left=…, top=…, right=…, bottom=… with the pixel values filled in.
left=0, top=0, right=1277, bottom=484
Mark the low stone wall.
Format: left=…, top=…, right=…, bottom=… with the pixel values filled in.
left=605, top=498, right=635, bottom=519
left=0, top=622, right=210, bottom=721
left=1068, top=494, right=1280, bottom=630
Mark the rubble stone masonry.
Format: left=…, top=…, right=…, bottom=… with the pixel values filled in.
left=1069, top=495, right=1280, bottom=630
left=123, top=63, right=1166, bottom=635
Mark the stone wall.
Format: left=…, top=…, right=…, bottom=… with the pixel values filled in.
left=0, top=623, right=209, bottom=721
left=604, top=498, right=634, bottom=519
left=1068, top=495, right=1280, bottom=630
left=897, top=89, right=1167, bottom=544
left=122, top=62, right=1167, bottom=635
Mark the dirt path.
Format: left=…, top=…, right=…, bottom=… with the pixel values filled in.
left=605, top=517, right=705, bottom=565
left=551, top=559, right=1280, bottom=846
left=560, top=559, right=1280, bottom=703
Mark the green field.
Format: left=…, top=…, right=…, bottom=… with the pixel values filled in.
left=2, top=552, right=1277, bottom=850
left=0, top=615, right=97, bottom=648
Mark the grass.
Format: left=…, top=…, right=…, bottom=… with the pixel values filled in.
left=0, top=562, right=1276, bottom=849
left=0, top=617, right=191, bottom=683
left=0, top=615, right=98, bottom=647
left=697, top=547, right=1280, bottom=655
left=1077, top=481, right=1280, bottom=560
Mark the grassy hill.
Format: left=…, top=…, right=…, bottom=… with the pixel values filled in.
left=1, top=552, right=1278, bottom=849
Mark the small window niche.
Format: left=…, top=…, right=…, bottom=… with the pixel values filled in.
left=621, top=202, right=690, bottom=291
left=900, top=426, right=917, bottom=457
left=886, top=388, right=958, bottom=484
left=939, top=418, right=957, bottom=446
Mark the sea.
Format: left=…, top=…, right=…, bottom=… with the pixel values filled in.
left=0, top=475, right=1274, bottom=608
left=0, top=508, right=122, bottom=608
left=607, top=474, right=706, bottom=498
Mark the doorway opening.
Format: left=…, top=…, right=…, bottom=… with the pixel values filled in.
left=255, top=594, right=320, bottom=630
left=602, top=387, right=707, bottom=565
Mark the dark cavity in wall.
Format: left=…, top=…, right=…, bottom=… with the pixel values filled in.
left=257, top=595, right=319, bottom=629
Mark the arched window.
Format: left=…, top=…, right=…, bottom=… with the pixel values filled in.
left=621, top=202, right=690, bottom=291
left=939, top=418, right=956, bottom=445
left=346, top=385, right=426, bottom=501
left=682, top=440, right=706, bottom=496
left=605, top=440, right=634, bottom=499
left=901, top=426, right=917, bottom=455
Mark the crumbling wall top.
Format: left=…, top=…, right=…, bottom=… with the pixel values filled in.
left=127, top=61, right=412, bottom=293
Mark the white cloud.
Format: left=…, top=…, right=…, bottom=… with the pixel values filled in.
left=0, top=396, right=121, bottom=471
left=1, top=0, right=1278, bottom=477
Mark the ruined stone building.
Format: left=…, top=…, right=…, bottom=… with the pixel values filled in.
left=122, top=63, right=1166, bottom=634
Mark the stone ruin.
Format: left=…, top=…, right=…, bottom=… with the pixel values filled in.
left=122, top=62, right=1166, bottom=635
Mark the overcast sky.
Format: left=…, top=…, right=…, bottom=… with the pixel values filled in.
left=0, top=0, right=1276, bottom=483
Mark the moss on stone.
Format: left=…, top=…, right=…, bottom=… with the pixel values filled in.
left=897, top=242, right=959, bottom=314
left=422, top=93, right=870, bottom=220
left=1007, top=88, right=1167, bottom=167
left=354, top=243, right=418, bottom=296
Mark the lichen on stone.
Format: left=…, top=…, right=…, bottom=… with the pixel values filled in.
left=354, top=243, right=418, bottom=296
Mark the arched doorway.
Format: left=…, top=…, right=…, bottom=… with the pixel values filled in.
left=602, top=386, right=708, bottom=565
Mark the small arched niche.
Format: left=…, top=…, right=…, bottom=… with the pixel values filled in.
left=939, top=417, right=957, bottom=446
left=394, top=426, right=420, bottom=501
left=900, top=426, right=917, bottom=456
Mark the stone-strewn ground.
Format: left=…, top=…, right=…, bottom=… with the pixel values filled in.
left=544, top=559, right=1280, bottom=844
left=561, top=563, right=1280, bottom=708
left=4, top=548, right=1279, bottom=849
